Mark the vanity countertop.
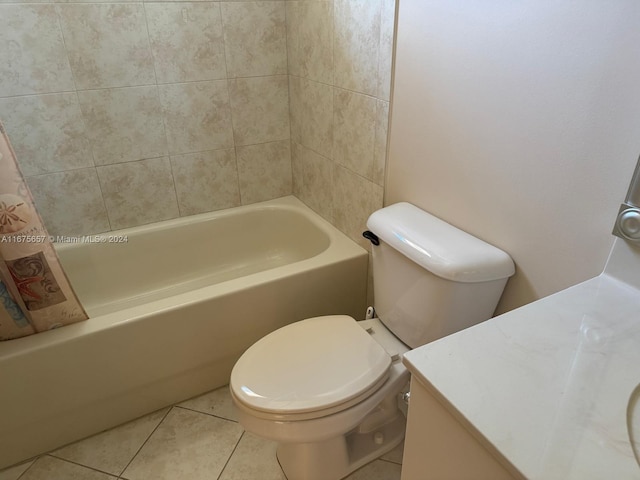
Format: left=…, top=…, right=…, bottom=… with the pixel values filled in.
left=403, top=239, right=640, bottom=479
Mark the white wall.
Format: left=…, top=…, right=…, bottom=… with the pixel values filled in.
left=387, top=0, right=640, bottom=313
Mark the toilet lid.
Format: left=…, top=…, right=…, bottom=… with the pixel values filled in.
left=230, top=315, right=392, bottom=415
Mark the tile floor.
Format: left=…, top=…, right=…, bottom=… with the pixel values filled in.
left=0, top=386, right=403, bottom=480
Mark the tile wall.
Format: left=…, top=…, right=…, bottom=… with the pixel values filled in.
left=288, top=0, right=395, bottom=252
left=0, top=0, right=292, bottom=236
left=287, top=0, right=396, bottom=304
left=0, top=0, right=398, bottom=302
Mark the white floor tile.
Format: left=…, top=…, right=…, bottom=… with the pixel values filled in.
left=121, top=407, right=243, bottom=480
left=0, top=460, right=34, bottom=480
left=178, top=385, right=238, bottom=422
left=380, top=440, right=404, bottom=464
left=8, top=386, right=404, bottom=480
left=51, top=408, right=169, bottom=476
left=19, top=456, right=116, bottom=480
left=345, top=459, right=402, bottom=480
left=218, top=432, right=286, bottom=480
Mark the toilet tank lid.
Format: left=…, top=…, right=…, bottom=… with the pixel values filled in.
left=367, top=202, right=515, bottom=283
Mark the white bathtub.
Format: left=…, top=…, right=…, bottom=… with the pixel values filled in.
left=0, top=196, right=368, bottom=468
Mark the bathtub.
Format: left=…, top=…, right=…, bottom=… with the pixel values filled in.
left=0, top=196, right=368, bottom=469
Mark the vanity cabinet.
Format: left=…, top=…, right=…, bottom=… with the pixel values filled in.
left=401, top=376, right=517, bottom=480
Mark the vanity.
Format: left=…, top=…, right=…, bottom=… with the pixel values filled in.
left=401, top=239, right=640, bottom=479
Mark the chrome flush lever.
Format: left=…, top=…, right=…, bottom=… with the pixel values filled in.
left=613, top=155, right=640, bottom=242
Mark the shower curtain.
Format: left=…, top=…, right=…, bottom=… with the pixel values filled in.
left=0, top=121, right=87, bottom=341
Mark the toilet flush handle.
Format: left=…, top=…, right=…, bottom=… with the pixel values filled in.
left=362, top=230, right=380, bottom=246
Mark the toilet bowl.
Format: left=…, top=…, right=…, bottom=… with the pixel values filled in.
left=230, top=202, right=515, bottom=480
left=231, top=316, right=409, bottom=480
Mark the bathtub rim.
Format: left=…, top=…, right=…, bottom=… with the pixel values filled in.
left=0, top=196, right=366, bottom=359
left=54, top=195, right=332, bottom=255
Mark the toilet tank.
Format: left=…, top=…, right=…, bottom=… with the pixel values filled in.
left=366, top=203, right=515, bottom=349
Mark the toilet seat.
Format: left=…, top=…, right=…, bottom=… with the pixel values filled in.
left=230, top=315, right=392, bottom=421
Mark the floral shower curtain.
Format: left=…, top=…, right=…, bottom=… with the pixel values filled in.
left=0, top=121, right=87, bottom=341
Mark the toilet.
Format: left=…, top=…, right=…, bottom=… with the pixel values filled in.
left=230, top=202, right=515, bottom=480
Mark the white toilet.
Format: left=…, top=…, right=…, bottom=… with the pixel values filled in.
left=230, top=202, right=515, bottom=480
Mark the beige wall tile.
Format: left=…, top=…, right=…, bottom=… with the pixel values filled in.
left=97, top=157, right=179, bottom=230
left=332, top=164, right=383, bottom=251
left=334, top=0, right=381, bottom=96
left=171, top=149, right=240, bottom=216
left=27, top=168, right=110, bottom=237
left=289, top=76, right=303, bottom=146
left=286, top=1, right=333, bottom=84
left=221, top=1, right=287, bottom=77
left=78, top=86, right=167, bottom=166
left=0, top=93, right=93, bottom=176
left=57, top=4, right=155, bottom=89
left=291, top=141, right=304, bottom=199
left=0, top=5, right=74, bottom=96
left=237, top=140, right=292, bottom=204
left=0, top=0, right=396, bottom=239
left=289, top=0, right=397, bottom=243
left=291, top=142, right=333, bottom=222
left=228, top=75, right=290, bottom=146
left=333, top=88, right=376, bottom=180
left=373, top=99, right=389, bottom=186
left=289, top=76, right=333, bottom=159
left=0, top=0, right=47, bottom=4
left=158, top=80, right=234, bottom=155
left=145, top=3, right=226, bottom=84
left=377, top=0, right=396, bottom=101
left=52, top=0, right=136, bottom=3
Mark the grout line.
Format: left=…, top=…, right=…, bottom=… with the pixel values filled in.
left=49, top=143, right=245, bottom=172
left=166, top=153, right=182, bottom=217
left=139, top=0, right=179, bottom=221
left=54, top=1, right=112, bottom=235
left=235, top=138, right=290, bottom=149
left=218, top=1, right=231, bottom=87
left=94, top=164, right=115, bottom=232
left=275, top=452, right=289, bottom=480
left=14, top=458, right=37, bottom=480
left=215, top=430, right=245, bottom=480
left=173, top=404, right=239, bottom=423
left=54, top=3, right=112, bottom=233
left=116, top=406, right=173, bottom=478
left=22, top=164, right=98, bottom=179
left=234, top=145, right=244, bottom=206
left=0, top=89, right=77, bottom=100
left=292, top=137, right=375, bottom=188
left=43, top=455, right=119, bottom=478
left=140, top=1, right=159, bottom=87
left=283, top=2, right=295, bottom=199
left=379, top=456, right=403, bottom=466
left=375, top=0, right=384, bottom=102
left=139, top=0, right=164, bottom=114
left=287, top=72, right=385, bottom=103
left=216, top=1, right=244, bottom=207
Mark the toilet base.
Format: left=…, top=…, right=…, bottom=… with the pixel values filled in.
left=276, top=396, right=406, bottom=480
